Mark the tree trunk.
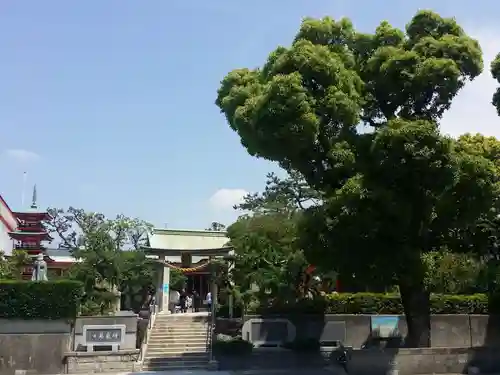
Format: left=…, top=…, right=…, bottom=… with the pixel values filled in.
left=399, top=282, right=431, bottom=347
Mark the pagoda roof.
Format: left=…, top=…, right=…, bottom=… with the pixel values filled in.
left=45, top=248, right=80, bottom=263
left=14, top=211, right=51, bottom=220
left=9, top=231, right=53, bottom=240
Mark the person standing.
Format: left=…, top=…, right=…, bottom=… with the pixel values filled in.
left=192, top=290, right=200, bottom=312
left=206, top=291, right=212, bottom=312
left=179, top=289, right=187, bottom=313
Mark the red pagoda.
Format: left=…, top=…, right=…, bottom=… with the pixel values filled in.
left=8, top=185, right=53, bottom=279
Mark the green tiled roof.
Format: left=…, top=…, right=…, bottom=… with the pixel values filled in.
left=148, top=228, right=229, bottom=250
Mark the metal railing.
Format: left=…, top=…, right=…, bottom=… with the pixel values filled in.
left=208, top=299, right=216, bottom=364
left=139, top=297, right=157, bottom=363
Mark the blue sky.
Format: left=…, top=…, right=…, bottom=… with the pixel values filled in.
left=1, top=0, right=499, bottom=229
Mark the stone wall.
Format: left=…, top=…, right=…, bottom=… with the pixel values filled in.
left=0, top=317, right=140, bottom=375
left=0, top=320, right=71, bottom=375
left=226, top=314, right=500, bottom=348
left=216, top=347, right=500, bottom=374
left=215, top=314, right=500, bottom=373
left=64, top=350, right=140, bottom=374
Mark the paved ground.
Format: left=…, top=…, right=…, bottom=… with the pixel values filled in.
left=83, top=369, right=344, bottom=375
left=73, top=370, right=341, bottom=375
left=61, top=371, right=474, bottom=375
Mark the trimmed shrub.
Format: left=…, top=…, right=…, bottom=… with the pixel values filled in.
left=0, top=280, right=84, bottom=319
left=237, top=292, right=495, bottom=315
left=212, top=333, right=254, bottom=355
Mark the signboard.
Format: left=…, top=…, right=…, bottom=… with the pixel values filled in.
left=371, top=316, right=400, bottom=338
left=82, top=324, right=125, bottom=352
left=163, top=283, right=169, bottom=294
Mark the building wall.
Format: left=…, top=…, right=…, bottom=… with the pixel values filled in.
left=0, top=195, right=16, bottom=256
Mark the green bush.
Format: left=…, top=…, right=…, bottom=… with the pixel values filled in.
left=240, top=292, right=495, bottom=315
left=216, top=303, right=244, bottom=318
left=283, top=338, right=321, bottom=352
left=212, top=334, right=254, bottom=355
left=0, top=280, right=83, bottom=319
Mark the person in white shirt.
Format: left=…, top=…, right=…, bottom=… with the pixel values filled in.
left=206, top=291, right=212, bottom=311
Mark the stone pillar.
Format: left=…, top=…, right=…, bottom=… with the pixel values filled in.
left=157, top=255, right=165, bottom=312
left=228, top=251, right=234, bottom=318
left=162, top=266, right=170, bottom=312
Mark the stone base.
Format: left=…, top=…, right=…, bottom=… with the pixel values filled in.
left=64, top=349, right=140, bottom=374
left=207, top=359, right=219, bottom=371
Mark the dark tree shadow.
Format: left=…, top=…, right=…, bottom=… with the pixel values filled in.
left=214, top=311, right=403, bottom=374
left=465, top=300, right=500, bottom=374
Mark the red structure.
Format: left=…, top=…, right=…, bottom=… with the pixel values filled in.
left=8, top=185, right=53, bottom=279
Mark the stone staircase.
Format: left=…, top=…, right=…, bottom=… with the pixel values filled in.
left=143, top=313, right=211, bottom=371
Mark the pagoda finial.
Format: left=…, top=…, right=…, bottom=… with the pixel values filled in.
left=31, top=184, right=37, bottom=209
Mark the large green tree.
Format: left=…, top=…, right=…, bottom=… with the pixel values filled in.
left=492, top=53, right=500, bottom=116
left=228, top=213, right=309, bottom=305
left=216, top=10, right=499, bottom=346
left=46, top=207, right=156, bottom=314
left=227, top=172, right=322, bottom=307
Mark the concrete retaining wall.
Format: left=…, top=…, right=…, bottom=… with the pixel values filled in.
left=216, top=347, right=500, bottom=374
left=64, top=350, right=140, bottom=374
left=233, top=314, right=500, bottom=348
left=0, top=320, right=71, bottom=375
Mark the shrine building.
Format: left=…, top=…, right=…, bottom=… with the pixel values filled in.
left=142, top=228, right=233, bottom=312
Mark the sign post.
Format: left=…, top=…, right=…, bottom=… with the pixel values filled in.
left=82, top=324, right=126, bottom=352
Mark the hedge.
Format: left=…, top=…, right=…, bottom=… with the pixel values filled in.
left=0, top=280, right=84, bottom=319
left=219, top=292, right=498, bottom=316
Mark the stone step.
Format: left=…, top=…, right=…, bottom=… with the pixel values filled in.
left=152, top=326, right=208, bottom=331
left=143, top=362, right=208, bottom=371
left=149, top=329, right=207, bottom=337
left=149, top=335, right=207, bottom=341
left=143, top=364, right=208, bottom=371
left=152, top=328, right=208, bottom=334
left=155, top=318, right=208, bottom=321
left=148, top=340, right=208, bottom=347
left=148, top=338, right=207, bottom=344
left=153, top=323, right=208, bottom=327
left=148, top=340, right=207, bottom=350
left=155, top=318, right=208, bottom=322
left=149, top=329, right=208, bottom=337
left=144, top=352, right=209, bottom=360
left=146, top=348, right=208, bottom=356
left=155, top=320, right=210, bottom=327
left=145, top=350, right=209, bottom=357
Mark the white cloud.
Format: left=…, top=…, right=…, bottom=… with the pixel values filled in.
left=209, top=188, right=248, bottom=211
left=2, top=149, right=40, bottom=163
left=441, top=30, right=500, bottom=137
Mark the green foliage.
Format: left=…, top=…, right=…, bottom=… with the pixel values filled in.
left=217, top=10, right=499, bottom=346
left=0, top=280, right=83, bottom=319
left=120, top=250, right=157, bottom=312
left=0, top=250, right=32, bottom=280
left=283, top=339, right=321, bottom=352
left=213, top=334, right=254, bottom=355
left=244, top=293, right=492, bottom=315
left=228, top=212, right=309, bottom=304
left=47, top=207, right=155, bottom=315
left=170, top=267, right=187, bottom=291
left=206, top=222, right=227, bottom=231
left=491, top=53, right=500, bottom=116
left=236, top=171, right=321, bottom=214
left=422, top=251, right=485, bottom=294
